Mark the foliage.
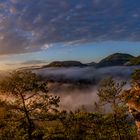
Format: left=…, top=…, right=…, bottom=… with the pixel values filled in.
left=131, top=69, right=140, bottom=85
left=0, top=70, right=60, bottom=140
left=121, top=69, right=140, bottom=139
left=97, top=77, right=135, bottom=140
left=129, top=56, right=140, bottom=66
left=0, top=71, right=137, bottom=140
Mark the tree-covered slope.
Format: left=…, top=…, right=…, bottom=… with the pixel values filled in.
left=128, top=56, right=140, bottom=66
left=42, top=61, right=87, bottom=68
left=96, top=53, right=134, bottom=67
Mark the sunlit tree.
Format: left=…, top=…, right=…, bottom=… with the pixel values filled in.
left=122, top=69, right=140, bottom=140
left=0, top=70, right=60, bottom=140
left=97, top=77, right=132, bottom=140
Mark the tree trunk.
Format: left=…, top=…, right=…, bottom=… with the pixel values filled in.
left=20, top=93, right=33, bottom=140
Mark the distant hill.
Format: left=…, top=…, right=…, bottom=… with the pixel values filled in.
left=128, top=56, right=140, bottom=66
left=32, top=53, right=139, bottom=69
left=96, top=53, right=134, bottom=68
left=42, top=61, right=87, bottom=68
left=86, top=62, right=97, bottom=66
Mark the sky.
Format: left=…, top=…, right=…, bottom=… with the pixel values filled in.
left=0, top=0, right=140, bottom=70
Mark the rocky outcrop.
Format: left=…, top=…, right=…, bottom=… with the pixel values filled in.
left=123, top=85, right=140, bottom=140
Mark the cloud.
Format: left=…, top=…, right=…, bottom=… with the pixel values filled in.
left=0, top=0, right=140, bottom=55
left=20, top=60, right=48, bottom=66
left=4, top=60, right=48, bottom=69
left=41, top=44, right=53, bottom=50
left=34, top=65, right=140, bottom=84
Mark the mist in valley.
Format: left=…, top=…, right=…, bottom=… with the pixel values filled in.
left=32, top=65, right=140, bottom=111
left=0, top=65, right=139, bottom=111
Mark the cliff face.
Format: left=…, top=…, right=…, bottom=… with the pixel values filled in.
left=121, top=69, right=139, bottom=139
left=124, top=85, right=140, bottom=139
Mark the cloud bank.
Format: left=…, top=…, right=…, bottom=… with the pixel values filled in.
left=35, top=66, right=140, bottom=84
left=0, top=0, right=140, bottom=55
left=34, top=65, right=140, bottom=111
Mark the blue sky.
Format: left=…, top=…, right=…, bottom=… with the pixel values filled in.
left=33, top=41, right=140, bottom=63
left=0, top=0, right=140, bottom=70
left=0, top=41, right=140, bottom=69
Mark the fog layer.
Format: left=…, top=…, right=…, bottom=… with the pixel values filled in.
left=33, top=66, right=140, bottom=111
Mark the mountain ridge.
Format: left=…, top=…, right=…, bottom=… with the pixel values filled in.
left=96, top=53, right=134, bottom=68
left=41, top=53, right=137, bottom=68
left=42, top=61, right=87, bottom=68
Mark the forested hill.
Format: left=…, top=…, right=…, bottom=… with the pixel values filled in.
left=41, top=53, right=138, bottom=68
left=96, top=53, right=134, bottom=67
left=128, top=56, right=140, bottom=66
left=42, top=61, right=87, bottom=68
